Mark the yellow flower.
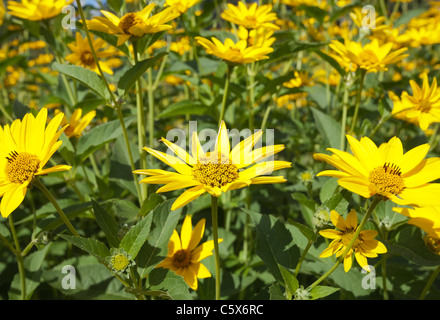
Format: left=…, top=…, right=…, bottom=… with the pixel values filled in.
left=55, top=108, right=96, bottom=138
left=313, top=135, right=440, bottom=207
left=195, top=36, right=273, bottom=65
left=329, top=38, right=408, bottom=73
left=165, top=0, right=200, bottom=14
left=87, top=3, right=180, bottom=46
left=7, top=0, right=73, bottom=21
left=393, top=206, right=440, bottom=239
left=319, top=210, right=387, bottom=272
left=156, top=215, right=223, bottom=290
left=0, top=1, right=5, bottom=25
left=237, top=26, right=276, bottom=48
left=221, top=1, right=279, bottom=31
left=134, top=121, right=290, bottom=211
left=395, top=74, right=440, bottom=131
left=66, top=32, right=122, bottom=75
left=0, top=108, right=71, bottom=217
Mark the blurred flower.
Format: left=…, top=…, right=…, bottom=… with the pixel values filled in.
left=87, top=3, right=180, bottom=46
left=66, top=32, right=122, bottom=75
left=165, top=0, right=200, bottom=14
left=319, top=209, right=387, bottom=272
left=313, top=135, right=440, bottom=207
left=221, top=1, right=279, bottom=31
left=134, top=121, right=290, bottom=211
left=237, top=26, right=276, bottom=48
left=329, top=38, right=408, bottom=73
left=391, top=74, right=440, bottom=132
left=424, top=234, right=440, bottom=255
left=0, top=0, right=5, bottom=25
left=156, top=215, right=222, bottom=290
left=195, top=36, right=273, bottom=65
left=0, top=108, right=71, bottom=218
left=7, top=0, right=73, bottom=21
left=55, top=108, right=96, bottom=138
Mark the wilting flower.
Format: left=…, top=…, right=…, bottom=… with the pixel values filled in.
left=195, top=36, right=273, bottom=65
left=221, top=1, right=279, bottom=31
left=313, top=135, right=440, bottom=207
left=319, top=209, right=387, bottom=272
left=0, top=108, right=71, bottom=217
left=391, top=74, right=440, bottom=131
left=66, top=32, right=122, bottom=75
left=55, top=108, right=96, bottom=138
left=156, top=215, right=222, bottom=290
left=165, top=0, right=200, bottom=14
left=87, top=3, right=180, bottom=46
left=329, top=38, right=408, bottom=73
left=134, top=121, right=290, bottom=210
left=7, top=0, right=73, bottom=21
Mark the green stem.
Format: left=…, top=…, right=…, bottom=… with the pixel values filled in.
left=9, top=215, right=26, bottom=300
left=295, top=238, right=314, bottom=278
left=419, top=265, right=440, bottom=300
left=349, top=69, right=367, bottom=135
left=218, top=64, right=233, bottom=127
left=307, top=196, right=381, bottom=291
left=340, top=81, right=349, bottom=150
left=381, top=253, right=389, bottom=300
left=33, top=178, right=79, bottom=237
left=211, top=195, right=221, bottom=300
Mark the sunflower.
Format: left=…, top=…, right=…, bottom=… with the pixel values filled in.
left=156, top=215, right=223, bottom=290
left=319, top=209, right=387, bottom=272
left=66, top=32, right=123, bottom=75
left=392, top=74, right=440, bottom=131
left=134, top=121, right=290, bottom=211
left=7, top=0, right=73, bottom=21
left=329, top=38, right=408, bottom=73
left=194, top=36, right=273, bottom=65
left=54, top=108, right=96, bottom=138
left=0, top=108, right=71, bottom=218
left=313, top=135, right=440, bottom=207
left=87, top=3, right=180, bottom=46
left=220, top=1, right=279, bottom=31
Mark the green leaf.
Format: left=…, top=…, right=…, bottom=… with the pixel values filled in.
left=51, top=62, right=111, bottom=100
left=92, top=200, right=120, bottom=248
left=278, top=264, right=299, bottom=298
left=287, top=219, right=317, bottom=242
left=117, top=52, right=167, bottom=94
left=313, top=49, right=345, bottom=76
left=120, top=213, right=153, bottom=260
left=309, top=285, right=339, bottom=300
left=311, top=107, right=341, bottom=149
left=76, top=116, right=135, bottom=162
left=59, top=234, right=111, bottom=264
left=158, top=99, right=209, bottom=118
left=268, top=283, right=288, bottom=300
left=298, top=5, right=327, bottom=24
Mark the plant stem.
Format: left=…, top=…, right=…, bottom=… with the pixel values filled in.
left=295, top=238, right=314, bottom=278
left=349, top=69, right=367, bottom=135
left=419, top=265, right=440, bottom=300
left=33, top=178, right=79, bottom=237
left=381, top=252, right=389, bottom=300
left=307, top=196, right=381, bottom=291
left=9, top=215, right=26, bottom=300
left=211, top=195, right=221, bottom=300
left=340, top=81, right=349, bottom=150
left=218, top=64, right=233, bottom=127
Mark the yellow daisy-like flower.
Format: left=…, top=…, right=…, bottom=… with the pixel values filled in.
left=165, top=0, right=200, bottom=14
left=156, top=215, right=223, bottom=290
left=319, top=209, right=387, bottom=272
left=0, top=108, right=71, bottom=218
left=313, top=135, right=440, bottom=207
left=55, top=108, right=96, bottom=138
left=87, top=3, right=180, bottom=46
left=220, top=1, right=279, bottom=31
left=0, top=1, right=5, bottom=25
left=393, top=74, right=440, bottom=131
left=195, top=36, right=273, bottom=65
left=66, top=32, right=122, bottom=75
left=134, top=121, right=291, bottom=211
left=329, top=38, right=408, bottom=73
left=393, top=206, right=440, bottom=239
left=7, top=0, right=73, bottom=21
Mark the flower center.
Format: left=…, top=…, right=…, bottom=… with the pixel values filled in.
left=244, top=15, right=258, bottom=28
left=418, top=98, right=432, bottom=113
left=192, top=152, right=239, bottom=188
left=369, top=163, right=405, bottom=197
left=111, top=254, right=129, bottom=271
left=5, top=151, right=40, bottom=184
left=118, top=12, right=144, bottom=35
left=172, top=249, right=192, bottom=269
left=341, top=229, right=362, bottom=248
left=80, top=50, right=95, bottom=67
left=359, top=49, right=379, bottom=67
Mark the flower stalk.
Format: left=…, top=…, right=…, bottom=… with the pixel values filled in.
left=211, top=195, right=221, bottom=300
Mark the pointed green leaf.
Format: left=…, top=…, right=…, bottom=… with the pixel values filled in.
left=120, top=213, right=153, bottom=260
left=59, top=234, right=111, bottom=264
left=309, top=285, right=339, bottom=300
left=278, top=264, right=299, bottom=298
left=92, top=200, right=120, bottom=248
